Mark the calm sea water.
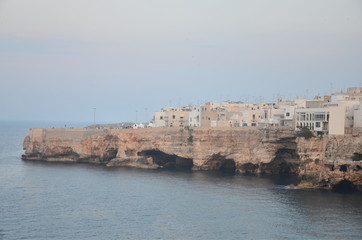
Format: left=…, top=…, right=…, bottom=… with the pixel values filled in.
left=1, top=121, right=362, bottom=240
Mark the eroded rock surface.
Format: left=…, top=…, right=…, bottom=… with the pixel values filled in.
left=297, top=136, right=362, bottom=191
left=22, top=127, right=298, bottom=173
left=22, top=127, right=362, bottom=190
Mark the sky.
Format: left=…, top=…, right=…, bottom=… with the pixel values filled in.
left=0, top=0, right=361, bottom=123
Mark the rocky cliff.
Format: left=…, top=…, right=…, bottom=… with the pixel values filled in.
left=297, top=136, right=362, bottom=191
left=22, top=127, right=362, bottom=191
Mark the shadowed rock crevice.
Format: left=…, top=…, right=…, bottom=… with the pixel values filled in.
left=238, top=147, right=300, bottom=175
left=102, top=148, right=118, bottom=162
left=202, top=153, right=236, bottom=173
left=238, top=163, right=259, bottom=174
left=332, top=180, right=357, bottom=193
left=339, top=164, right=349, bottom=172
left=21, top=152, right=43, bottom=161
left=138, top=150, right=193, bottom=170
left=265, top=147, right=300, bottom=175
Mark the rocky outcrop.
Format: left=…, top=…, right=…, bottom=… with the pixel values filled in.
left=22, top=129, right=119, bottom=164
left=22, top=127, right=362, bottom=191
left=297, top=136, right=362, bottom=191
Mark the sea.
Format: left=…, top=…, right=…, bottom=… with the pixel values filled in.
left=1, top=121, right=362, bottom=240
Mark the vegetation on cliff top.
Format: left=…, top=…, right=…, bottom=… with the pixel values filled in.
left=295, top=127, right=314, bottom=139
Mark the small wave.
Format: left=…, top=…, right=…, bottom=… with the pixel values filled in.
left=277, top=185, right=300, bottom=190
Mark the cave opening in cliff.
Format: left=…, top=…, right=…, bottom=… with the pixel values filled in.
left=339, top=164, right=349, bottom=172
left=239, top=163, right=259, bottom=174
left=138, top=150, right=193, bottom=170
left=332, top=180, right=356, bottom=193
left=205, top=154, right=236, bottom=173
left=265, top=148, right=300, bottom=175
left=103, top=148, right=118, bottom=162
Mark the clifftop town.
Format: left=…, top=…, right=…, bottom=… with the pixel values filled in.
left=150, top=87, right=362, bottom=136
left=21, top=86, right=362, bottom=191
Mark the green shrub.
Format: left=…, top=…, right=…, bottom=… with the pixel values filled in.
left=296, top=127, right=314, bottom=139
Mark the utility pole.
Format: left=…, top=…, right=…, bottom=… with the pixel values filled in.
left=92, top=107, right=96, bottom=124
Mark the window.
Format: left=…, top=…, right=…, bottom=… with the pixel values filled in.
left=299, top=113, right=306, bottom=121
left=286, top=112, right=290, bottom=117
left=315, top=113, right=325, bottom=121
left=160, top=116, right=163, bottom=120
left=316, top=122, right=321, bottom=128
left=173, top=115, right=176, bottom=119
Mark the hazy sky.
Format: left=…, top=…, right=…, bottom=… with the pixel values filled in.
left=0, top=0, right=361, bottom=123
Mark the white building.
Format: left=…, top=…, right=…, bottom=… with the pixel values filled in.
left=153, top=106, right=191, bottom=128
left=189, top=106, right=202, bottom=127
left=279, top=104, right=296, bottom=127
left=353, top=102, right=362, bottom=128
left=327, top=101, right=360, bottom=135
left=295, top=108, right=329, bottom=135
left=153, top=112, right=167, bottom=127
left=295, top=98, right=360, bottom=135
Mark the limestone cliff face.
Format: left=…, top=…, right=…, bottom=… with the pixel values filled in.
left=22, top=129, right=119, bottom=164
left=22, top=127, right=299, bottom=174
left=111, top=127, right=300, bottom=174
left=22, top=127, right=362, bottom=190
